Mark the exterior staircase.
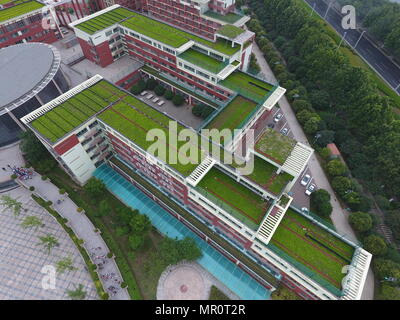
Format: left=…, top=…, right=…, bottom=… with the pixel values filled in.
left=186, top=156, right=216, bottom=187
left=281, top=142, right=313, bottom=177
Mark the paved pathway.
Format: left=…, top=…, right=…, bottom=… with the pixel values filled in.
left=19, top=172, right=130, bottom=300
left=251, top=41, right=375, bottom=300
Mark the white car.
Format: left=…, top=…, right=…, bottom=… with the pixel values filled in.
left=280, top=127, right=289, bottom=135
left=300, top=174, right=311, bottom=186
left=301, top=207, right=309, bottom=214
left=305, top=183, right=316, bottom=196
left=274, top=113, right=283, bottom=123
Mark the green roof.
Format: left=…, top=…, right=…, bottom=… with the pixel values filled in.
left=0, top=0, right=43, bottom=23
left=269, top=208, right=355, bottom=292
left=0, top=0, right=25, bottom=5
left=30, top=80, right=123, bottom=143
left=255, top=128, right=296, bottom=165
left=217, top=24, right=245, bottom=39
left=203, top=10, right=243, bottom=24
left=74, top=7, right=134, bottom=35
left=235, top=155, right=293, bottom=195
left=205, top=95, right=258, bottom=133
left=197, top=166, right=271, bottom=230
left=220, top=71, right=274, bottom=103
left=179, top=48, right=227, bottom=74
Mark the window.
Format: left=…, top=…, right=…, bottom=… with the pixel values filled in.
left=76, top=127, right=88, bottom=137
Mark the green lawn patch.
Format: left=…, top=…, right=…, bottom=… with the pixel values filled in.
left=197, top=166, right=270, bottom=229
left=0, top=0, right=43, bottom=23
left=217, top=24, right=245, bottom=39
left=209, top=285, right=230, bottom=300
left=255, top=128, right=296, bottom=165
left=203, top=10, right=243, bottom=24
left=205, top=95, right=258, bottom=132
left=270, top=208, right=355, bottom=292
left=220, top=71, right=274, bottom=103
left=179, top=48, right=227, bottom=74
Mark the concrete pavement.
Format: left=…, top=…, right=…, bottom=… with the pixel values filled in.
left=251, top=41, right=375, bottom=299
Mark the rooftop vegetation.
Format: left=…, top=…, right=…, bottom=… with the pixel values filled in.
left=74, top=7, right=134, bottom=35
left=220, top=71, right=274, bottom=103
left=203, top=10, right=243, bottom=24
left=255, top=128, right=296, bottom=165
left=204, top=95, right=258, bottom=133
left=0, top=0, right=43, bottom=23
left=179, top=49, right=227, bottom=74
left=270, top=208, right=355, bottom=291
left=217, top=24, right=245, bottom=39
left=30, top=80, right=123, bottom=143
left=197, top=166, right=270, bottom=230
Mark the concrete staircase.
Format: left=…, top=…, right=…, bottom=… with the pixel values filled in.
left=186, top=156, right=216, bottom=187
left=281, top=142, right=313, bottom=177
left=256, top=206, right=286, bottom=245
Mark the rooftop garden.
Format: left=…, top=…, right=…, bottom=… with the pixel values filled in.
left=203, top=10, right=243, bottom=24
left=30, top=80, right=123, bottom=143
left=179, top=48, right=227, bottom=74
left=269, top=208, right=355, bottom=293
left=98, top=95, right=205, bottom=177
left=196, top=166, right=270, bottom=230
left=255, top=128, right=296, bottom=165
left=220, top=71, right=274, bottom=103
left=235, top=155, right=293, bottom=195
left=119, top=13, right=241, bottom=56
left=204, top=95, right=258, bottom=133
left=74, top=7, right=134, bottom=35
left=0, top=0, right=43, bottom=23
left=217, top=24, right=245, bottom=39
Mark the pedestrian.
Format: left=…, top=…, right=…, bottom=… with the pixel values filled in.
left=2, top=168, right=5, bottom=171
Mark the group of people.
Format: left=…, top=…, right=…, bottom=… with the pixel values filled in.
left=6, top=165, right=34, bottom=180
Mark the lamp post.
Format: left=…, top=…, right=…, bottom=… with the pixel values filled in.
left=324, top=1, right=332, bottom=19
left=354, top=30, right=366, bottom=49
left=310, top=2, right=316, bottom=17
left=337, top=31, right=347, bottom=50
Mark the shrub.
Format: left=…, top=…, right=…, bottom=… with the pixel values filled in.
left=46, top=201, right=52, bottom=206
left=154, top=85, right=166, bottom=96
left=332, top=176, right=353, bottom=198
left=172, top=94, right=184, bottom=106
left=77, top=207, right=83, bottom=213
left=310, top=189, right=332, bottom=218
left=326, top=159, right=347, bottom=177
left=121, top=282, right=128, bottom=288
left=100, top=292, right=109, bottom=300
left=130, top=80, right=145, bottom=95
left=319, top=147, right=331, bottom=160
left=29, top=186, right=35, bottom=191
left=11, top=174, right=17, bottom=179
left=41, top=175, right=47, bottom=181
left=107, top=252, right=113, bottom=259
left=145, top=78, right=157, bottom=90
left=164, top=90, right=174, bottom=100
left=348, top=211, right=372, bottom=233
left=363, top=235, right=387, bottom=256
left=59, top=188, right=66, bottom=194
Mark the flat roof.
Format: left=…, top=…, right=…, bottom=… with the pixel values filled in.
left=255, top=128, right=296, bottom=165
left=0, top=0, right=43, bottom=23
left=269, top=208, right=355, bottom=294
left=203, top=10, right=243, bottom=24
left=197, top=166, right=271, bottom=230
left=0, top=43, right=57, bottom=109
left=74, top=7, right=135, bottom=35
left=220, top=71, right=274, bottom=103
left=179, top=48, right=227, bottom=74
left=217, top=24, right=245, bottom=39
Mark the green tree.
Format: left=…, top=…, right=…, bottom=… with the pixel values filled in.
left=128, top=234, right=144, bottom=251
left=84, top=178, right=107, bottom=201
left=271, top=286, right=300, bottom=300
left=0, top=195, right=23, bottom=216
left=331, top=176, right=353, bottom=198
left=326, top=159, right=346, bottom=176
left=164, top=90, right=174, bottom=100
left=310, top=189, right=332, bottom=218
left=348, top=211, right=372, bottom=232
left=66, top=284, right=86, bottom=300
left=373, top=258, right=400, bottom=281
left=376, top=284, right=400, bottom=300
left=363, top=235, right=387, bottom=256
left=145, top=78, right=158, bottom=90
left=20, top=216, right=44, bottom=229
left=129, top=213, right=151, bottom=235
left=37, top=234, right=59, bottom=254
left=56, top=256, right=77, bottom=274
left=154, top=85, right=166, bottom=96
left=315, top=130, right=335, bottom=147
left=19, top=130, right=49, bottom=164
left=96, top=199, right=111, bottom=218
left=304, top=117, right=320, bottom=134
left=130, top=79, right=145, bottom=95
left=172, top=94, right=184, bottom=106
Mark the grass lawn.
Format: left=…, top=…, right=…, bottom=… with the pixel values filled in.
left=205, top=95, right=258, bottom=132
left=217, top=24, right=245, bottom=39
left=179, top=49, right=226, bottom=74
left=197, top=167, right=270, bottom=229
left=220, top=71, right=274, bottom=103
left=270, top=208, right=355, bottom=290
left=203, top=10, right=243, bottom=24
left=255, top=128, right=296, bottom=164
left=209, top=285, right=230, bottom=300
left=239, top=155, right=293, bottom=195
left=0, top=0, right=43, bottom=23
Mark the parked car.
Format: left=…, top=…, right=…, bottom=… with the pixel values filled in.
left=274, top=113, right=283, bottom=123
left=305, top=183, right=316, bottom=196
left=267, top=122, right=275, bottom=129
left=301, top=207, right=309, bottom=214
left=300, top=174, right=311, bottom=186
left=280, top=127, right=289, bottom=135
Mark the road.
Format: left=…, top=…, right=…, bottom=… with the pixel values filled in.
left=251, top=41, right=375, bottom=300
left=304, top=0, right=400, bottom=94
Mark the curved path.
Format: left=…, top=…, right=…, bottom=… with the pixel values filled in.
left=19, top=172, right=130, bottom=300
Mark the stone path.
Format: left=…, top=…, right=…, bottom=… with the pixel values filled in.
left=18, top=172, right=130, bottom=300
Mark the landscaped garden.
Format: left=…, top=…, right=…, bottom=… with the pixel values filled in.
left=179, top=49, right=227, bottom=74
left=255, top=128, right=296, bottom=165
left=196, top=166, right=271, bottom=230
left=269, top=208, right=355, bottom=293
left=204, top=95, right=258, bottom=132
left=217, top=24, right=245, bottom=39
left=220, top=71, right=274, bottom=103
left=0, top=0, right=43, bottom=23
left=203, top=10, right=243, bottom=24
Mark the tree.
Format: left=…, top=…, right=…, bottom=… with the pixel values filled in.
left=331, top=176, right=353, bottom=198
left=292, top=99, right=312, bottom=112
left=349, top=211, right=372, bottom=233
left=20, top=216, right=44, bottom=229
left=128, top=234, right=144, bottom=251
left=192, top=104, right=203, bottom=117
left=164, top=90, right=174, bottom=100
left=66, top=284, right=86, bottom=300
left=19, top=130, right=49, bottom=164
left=129, top=213, right=151, bottom=235
left=271, top=286, right=300, bottom=300
left=373, top=258, right=400, bottom=281
left=363, top=235, right=387, bottom=256
left=304, top=117, right=320, bottom=134
left=154, top=85, right=166, bottom=96
left=326, top=159, right=346, bottom=176
left=0, top=195, right=23, bottom=216
left=376, top=284, right=400, bottom=300
left=84, top=177, right=107, bottom=201
left=172, top=94, right=184, bottom=106
left=177, top=237, right=202, bottom=262
left=37, top=234, right=59, bottom=254
left=145, top=78, right=157, bottom=90
left=130, top=79, right=145, bottom=95
left=158, top=237, right=202, bottom=265
left=56, top=256, right=77, bottom=274
left=315, top=130, right=335, bottom=147
left=96, top=199, right=111, bottom=218
left=310, top=189, right=332, bottom=218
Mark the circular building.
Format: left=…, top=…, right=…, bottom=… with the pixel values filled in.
left=0, top=43, right=69, bottom=147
